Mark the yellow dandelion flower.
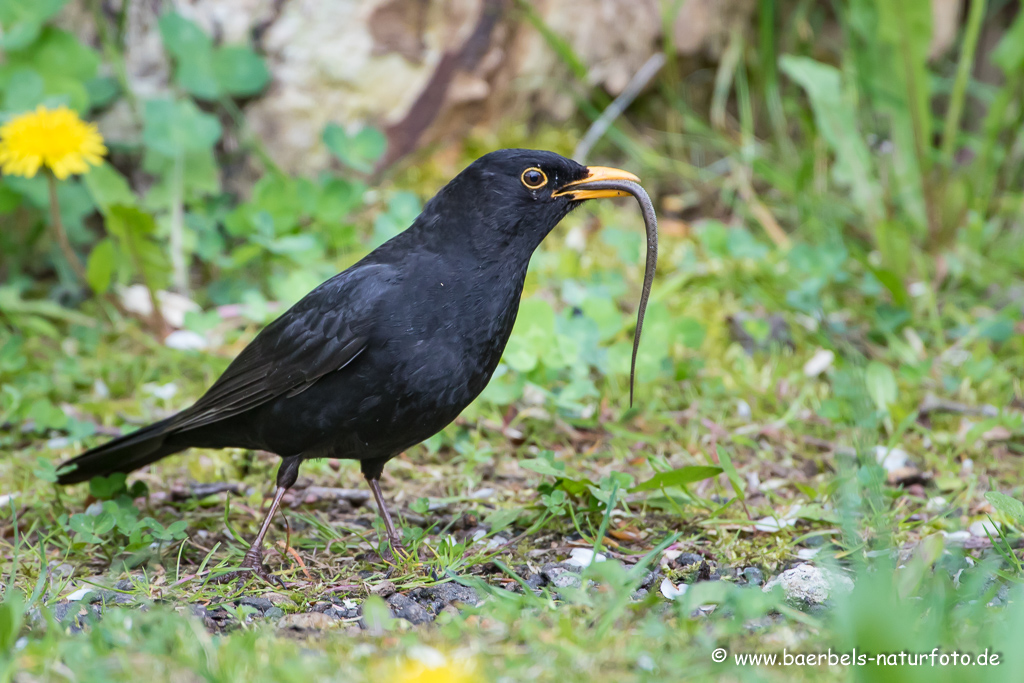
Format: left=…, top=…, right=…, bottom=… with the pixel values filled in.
left=0, top=105, right=107, bottom=180
left=393, top=649, right=479, bottom=683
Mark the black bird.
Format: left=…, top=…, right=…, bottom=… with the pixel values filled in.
left=57, top=149, right=644, bottom=582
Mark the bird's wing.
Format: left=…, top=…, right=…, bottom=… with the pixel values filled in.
left=171, top=263, right=396, bottom=432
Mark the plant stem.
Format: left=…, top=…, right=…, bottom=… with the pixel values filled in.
left=169, top=152, right=188, bottom=296
left=940, top=0, right=987, bottom=169
left=47, top=173, right=88, bottom=285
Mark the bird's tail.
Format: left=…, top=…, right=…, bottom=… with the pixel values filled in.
left=56, top=418, right=184, bottom=485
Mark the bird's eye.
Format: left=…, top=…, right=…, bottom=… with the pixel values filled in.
left=521, top=167, right=548, bottom=189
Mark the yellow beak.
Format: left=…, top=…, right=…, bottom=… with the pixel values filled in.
left=552, top=166, right=641, bottom=200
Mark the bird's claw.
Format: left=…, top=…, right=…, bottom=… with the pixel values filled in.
left=379, top=537, right=415, bottom=576
left=211, top=548, right=286, bottom=588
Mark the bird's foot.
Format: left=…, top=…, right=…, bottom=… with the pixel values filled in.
left=212, top=547, right=286, bottom=588
left=379, top=537, right=415, bottom=577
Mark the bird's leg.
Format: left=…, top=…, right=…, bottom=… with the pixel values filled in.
left=233, top=484, right=288, bottom=585
left=214, top=456, right=300, bottom=587
left=366, top=474, right=410, bottom=564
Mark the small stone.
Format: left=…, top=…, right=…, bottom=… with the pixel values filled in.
left=566, top=548, right=607, bottom=567
left=386, top=593, right=433, bottom=625
left=944, top=531, right=973, bottom=546
left=762, top=563, right=853, bottom=613
left=277, top=612, right=337, bottom=630
left=64, top=587, right=94, bottom=602
left=422, top=582, right=480, bottom=607
left=550, top=572, right=582, bottom=589
left=114, top=577, right=146, bottom=591
left=262, top=592, right=298, bottom=608
left=874, top=446, right=911, bottom=473
left=969, top=520, right=999, bottom=538
left=541, top=563, right=582, bottom=590
left=264, top=607, right=285, bottom=620
left=630, top=588, right=649, bottom=601
left=369, top=580, right=397, bottom=599
left=239, top=597, right=274, bottom=613
left=803, top=349, right=835, bottom=377
left=95, top=590, right=135, bottom=606
left=673, top=553, right=704, bottom=568
left=164, top=330, right=209, bottom=350
left=743, top=567, right=765, bottom=585
left=638, top=570, right=661, bottom=590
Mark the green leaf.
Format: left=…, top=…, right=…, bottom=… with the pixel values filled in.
left=484, top=508, right=520, bottom=533
left=629, top=466, right=723, bottom=493
left=212, top=45, right=270, bottom=97
left=157, top=12, right=212, bottom=59
left=1, top=28, right=99, bottom=111
left=520, top=457, right=567, bottom=478
left=866, top=266, right=909, bottom=308
left=105, top=205, right=172, bottom=288
left=84, top=162, right=135, bottom=210
left=323, top=123, right=387, bottom=173
left=991, top=11, right=1024, bottom=75
left=986, top=492, right=1024, bottom=527
left=716, top=446, right=745, bottom=501
left=86, top=238, right=116, bottom=294
left=1, top=68, right=45, bottom=111
left=865, top=361, right=898, bottom=413
left=88, top=472, right=128, bottom=500
left=0, top=590, right=24, bottom=653
left=779, top=55, right=881, bottom=224
left=142, top=98, right=222, bottom=157
left=0, top=0, right=67, bottom=51
left=85, top=75, right=120, bottom=109
left=173, top=55, right=221, bottom=100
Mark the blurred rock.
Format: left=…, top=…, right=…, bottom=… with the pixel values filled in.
left=277, top=611, right=338, bottom=630
left=387, top=593, right=433, bottom=625
left=763, top=563, right=853, bottom=613
left=62, top=0, right=761, bottom=174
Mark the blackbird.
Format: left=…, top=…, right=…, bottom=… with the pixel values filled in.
left=57, top=149, right=650, bottom=583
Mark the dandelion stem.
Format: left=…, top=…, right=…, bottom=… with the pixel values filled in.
left=47, top=172, right=89, bottom=286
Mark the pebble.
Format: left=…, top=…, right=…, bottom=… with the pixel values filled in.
left=277, top=612, right=337, bottom=631
left=386, top=593, right=433, bottom=625
left=673, top=553, right=705, bottom=568
left=239, top=597, right=274, bottom=613
left=874, top=446, right=911, bottom=473
left=969, top=520, right=1000, bottom=538
left=762, top=563, right=853, bottom=613
left=803, top=349, right=835, bottom=377
left=541, top=562, right=583, bottom=590
left=943, top=531, right=973, bottom=546
left=566, top=548, right=607, bottom=567
left=421, top=582, right=480, bottom=607
left=262, top=592, right=299, bottom=608
left=743, top=567, right=765, bottom=585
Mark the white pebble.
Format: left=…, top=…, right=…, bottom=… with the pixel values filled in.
left=164, top=330, right=209, bottom=351
left=803, top=349, right=835, bottom=377
left=969, top=520, right=1000, bottom=538
left=874, top=446, right=910, bottom=473
left=65, top=587, right=94, bottom=601
left=566, top=548, right=607, bottom=567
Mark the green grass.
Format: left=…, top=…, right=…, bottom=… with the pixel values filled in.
left=3, top=191, right=1024, bottom=681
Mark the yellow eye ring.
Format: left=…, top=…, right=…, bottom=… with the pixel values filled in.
left=521, top=167, right=548, bottom=189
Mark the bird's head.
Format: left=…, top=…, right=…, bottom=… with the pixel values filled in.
left=423, top=148, right=640, bottom=255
